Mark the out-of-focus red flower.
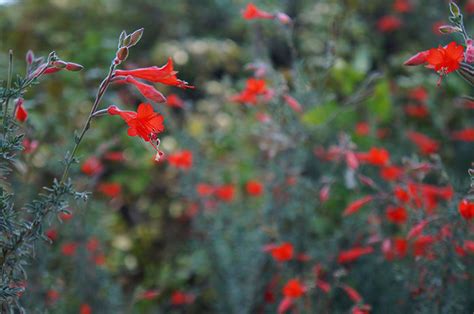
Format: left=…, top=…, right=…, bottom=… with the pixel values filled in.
left=61, top=242, right=78, bottom=257
left=139, top=290, right=160, bottom=300
left=466, top=0, right=474, bottom=14
left=282, top=279, right=306, bottom=298
left=451, top=128, right=474, bottom=142
left=283, top=95, right=303, bottom=113
left=377, top=15, right=402, bottom=32
left=46, top=289, right=60, bottom=305
left=404, top=50, right=430, bottom=66
left=408, top=87, right=428, bottom=103
left=407, top=220, right=429, bottom=239
left=341, top=284, right=363, bottom=303
left=342, top=196, right=373, bottom=216
left=386, top=206, right=408, bottom=224
left=256, top=112, right=272, bottom=123
left=15, top=100, right=28, bottom=122
left=108, top=103, right=164, bottom=160
left=93, top=254, right=106, bottom=266
left=407, top=131, right=439, bottom=155
left=45, top=229, right=58, bottom=242
left=263, top=242, right=294, bottom=262
left=104, top=151, right=126, bottom=162
left=242, top=3, right=274, bottom=20
left=356, top=147, right=390, bottom=166
left=231, top=78, right=272, bottom=105
left=393, top=0, right=412, bottom=13
left=79, top=303, right=92, bottom=314
left=380, top=166, right=403, bottom=181
left=394, top=186, right=410, bottom=203
left=464, top=240, right=474, bottom=254
left=337, top=246, right=374, bottom=263
left=319, top=185, right=330, bottom=203
left=316, top=280, right=331, bottom=293
left=346, top=151, right=359, bottom=170
left=405, top=104, right=429, bottom=118
left=59, top=211, right=73, bottom=221
left=81, top=156, right=104, bottom=176
left=196, top=183, right=215, bottom=197
left=352, top=304, right=372, bottom=314
left=170, top=291, right=195, bottom=305
left=98, top=182, right=122, bottom=198
left=86, top=237, right=100, bottom=252
left=382, top=237, right=408, bottom=260
left=277, top=297, right=294, bottom=314
left=246, top=180, right=264, bottom=196
left=168, top=150, right=193, bottom=170
left=214, top=184, right=235, bottom=202
left=122, top=75, right=166, bottom=103
left=458, top=199, right=474, bottom=220
left=355, top=122, right=370, bottom=136
left=413, top=235, right=436, bottom=257
left=22, top=138, right=39, bottom=154
left=166, top=94, right=185, bottom=108
left=115, top=58, right=193, bottom=89
left=276, top=12, right=292, bottom=25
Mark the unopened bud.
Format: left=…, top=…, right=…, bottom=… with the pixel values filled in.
left=26, top=50, right=34, bottom=65
left=403, top=50, right=429, bottom=66
left=276, top=12, right=291, bottom=25
left=438, top=25, right=461, bottom=34
left=449, top=2, right=461, bottom=18
left=65, top=62, right=84, bottom=71
left=127, top=28, right=144, bottom=47
left=118, top=30, right=127, bottom=48
left=116, top=47, right=129, bottom=62
left=52, top=60, right=68, bottom=68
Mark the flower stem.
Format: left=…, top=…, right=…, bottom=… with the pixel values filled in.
left=60, top=62, right=116, bottom=183
left=2, top=50, right=13, bottom=129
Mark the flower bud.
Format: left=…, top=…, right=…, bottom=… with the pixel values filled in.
left=438, top=25, right=461, bottom=34
left=118, top=30, right=127, bottom=48
left=276, top=12, right=291, bottom=25
left=52, top=60, right=68, bottom=69
left=26, top=50, right=34, bottom=65
left=449, top=2, right=461, bottom=18
left=65, top=62, right=84, bottom=71
left=127, top=28, right=144, bottom=47
left=116, top=47, right=129, bottom=62
left=403, top=50, right=429, bottom=66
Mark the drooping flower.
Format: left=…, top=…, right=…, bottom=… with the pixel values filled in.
left=386, top=206, right=408, bottom=224
left=458, top=199, right=474, bottom=220
left=168, top=150, right=193, bottom=170
left=242, top=3, right=274, bottom=20
left=342, top=196, right=373, bottom=216
left=263, top=242, right=294, bottom=262
left=81, top=156, right=104, bottom=176
left=122, top=75, right=166, bottom=103
left=338, top=246, right=374, bottom=264
left=107, top=103, right=164, bottom=160
left=282, top=279, right=306, bottom=298
left=14, top=98, right=28, bottom=122
left=407, top=131, right=439, bottom=155
left=114, top=58, right=193, bottom=89
left=246, top=180, right=264, bottom=196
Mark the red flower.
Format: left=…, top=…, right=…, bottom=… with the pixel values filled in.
left=114, top=58, right=193, bottom=89
left=408, top=87, right=428, bottom=103
left=413, top=235, right=436, bottom=257
left=123, top=75, right=166, bottom=103
left=170, top=291, right=195, bottom=305
left=81, top=156, right=104, bottom=176
left=394, top=186, right=410, bottom=203
left=46, top=289, right=60, bottom=305
left=59, top=211, right=73, bottom=221
left=393, top=0, right=412, bottom=13
left=337, top=246, right=374, bottom=263
left=246, top=180, right=264, bottom=196
left=380, top=166, right=403, bottom=181
left=386, top=206, right=408, bottom=224
left=93, top=254, right=106, bottom=266
left=458, top=199, right=474, bottom=220
left=342, top=196, right=373, bottom=216
left=451, top=128, right=474, bottom=142
left=356, top=147, right=390, bottom=166
left=79, top=303, right=92, bottom=314
left=282, top=279, right=306, bottom=298
left=196, top=183, right=215, bottom=197
left=22, top=138, right=39, bottom=154
left=264, top=242, right=294, bottom=262
left=407, top=131, right=439, bottom=155
left=15, top=99, right=28, bottom=122
left=467, top=0, right=474, bottom=14
left=45, top=229, right=58, bottom=242
left=61, top=242, right=78, bottom=257
left=104, top=151, right=126, bottom=162
left=98, top=182, right=122, bottom=198
left=355, top=122, right=370, bottom=136
left=377, top=15, right=402, bottom=32
left=341, top=284, right=363, bottom=303
left=214, top=184, right=235, bottom=202
left=464, top=240, right=474, bottom=254
left=405, top=104, right=429, bottom=118
left=231, top=78, right=272, bottom=105
left=382, top=237, right=408, bottom=260
left=242, top=3, right=274, bottom=20
left=352, top=305, right=372, bottom=314
left=426, top=42, right=464, bottom=74
left=139, top=290, right=160, bottom=300
left=108, top=103, right=164, bottom=159
left=86, top=237, right=100, bottom=252
left=407, top=220, right=429, bottom=239
left=404, top=50, right=430, bottom=66
left=168, top=150, right=193, bottom=170
left=166, top=94, right=185, bottom=108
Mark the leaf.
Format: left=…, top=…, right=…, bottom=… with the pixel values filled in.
left=365, top=79, right=392, bottom=122
left=301, top=101, right=337, bottom=126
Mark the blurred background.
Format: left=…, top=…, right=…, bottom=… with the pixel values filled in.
left=0, top=0, right=473, bottom=313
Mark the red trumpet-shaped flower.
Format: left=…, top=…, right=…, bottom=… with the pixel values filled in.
left=14, top=98, right=27, bottom=122
left=168, top=150, right=193, bottom=170
left=406, top=131, right=439, bottom=155
left=263, top=242, right=294, bottom=262
left=108, top=103, right=164, bottom=159
left=121, top=76, right=166, bottom=103
left=115, top=58, right=193, bottom=89
left=242, top=3, right=274, bottom=20
left=337, top=246, right=374, bottom=264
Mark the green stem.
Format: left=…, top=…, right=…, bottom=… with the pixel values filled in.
left=3, top=50, right=13, bottom=129
left=60, top=62, right=116, bottom=183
